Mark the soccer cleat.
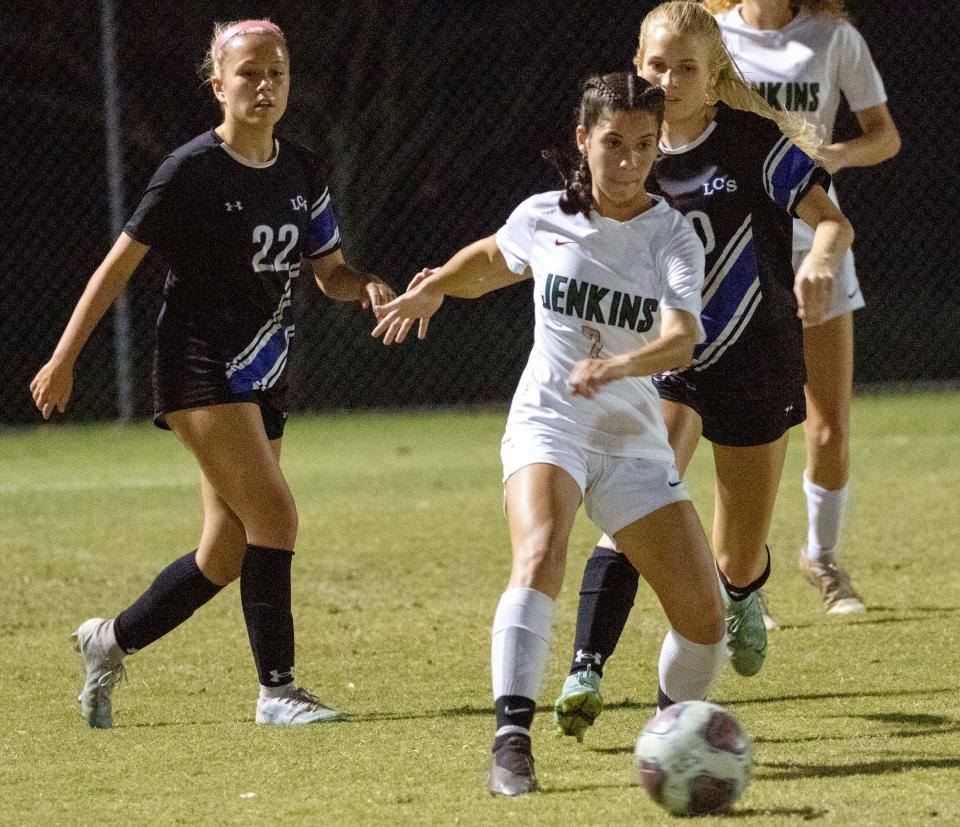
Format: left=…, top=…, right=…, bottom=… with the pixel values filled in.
left=725, top=591, right=768, bottom=677
left=799, top=550, right=865, bottom=615
left=255, top=686, right=346, bottom=725
left=73, top=617, right=126, bottom=729
left=489, top=733, right=538, bottom=796
left=756, top=588, right=779, bottom=631
left=553, top=667, right=603, bottom=742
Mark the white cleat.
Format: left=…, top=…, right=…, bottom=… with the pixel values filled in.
left=757, top=588, right=779, bottom=631
left=73, top=617, right=126, bottom=729
left=255, top=686, right=346, bottom=725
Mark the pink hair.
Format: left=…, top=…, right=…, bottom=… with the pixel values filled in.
left=212, top=20, right=284, bottom=65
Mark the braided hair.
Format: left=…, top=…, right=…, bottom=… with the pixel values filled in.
left=545, top=72, right=665, bottom=217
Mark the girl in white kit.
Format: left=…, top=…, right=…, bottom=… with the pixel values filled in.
left=373, top=72, right=726, bottom=797
left=708, top=0, right=901, bottom=617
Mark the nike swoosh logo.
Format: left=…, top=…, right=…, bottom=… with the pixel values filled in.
left=668, top=480, right=682, bottom=487
left=555, top=239, right=576, bottom=246
left=504, top=706, right=532, bottom=716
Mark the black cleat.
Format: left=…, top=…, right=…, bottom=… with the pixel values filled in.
left=489, top=733, right=539, bottom=796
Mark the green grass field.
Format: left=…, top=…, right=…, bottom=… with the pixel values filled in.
left=2, top=393, right=959, bottom=826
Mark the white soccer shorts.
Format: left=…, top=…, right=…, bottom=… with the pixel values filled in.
left=500, top=428, right=689, bottom=538
left=793, top=246, right=865, bottom=324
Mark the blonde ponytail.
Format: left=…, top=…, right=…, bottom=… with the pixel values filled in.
left=636, top=1, right=824, bottom=161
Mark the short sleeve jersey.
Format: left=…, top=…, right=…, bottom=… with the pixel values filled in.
left=715, top=6, right=887, bottom=249
left=650, top=104, right=830, bottom=387
left=496, top=191, right=705, bottom=461
left=124, top=131, right=341, bottom=401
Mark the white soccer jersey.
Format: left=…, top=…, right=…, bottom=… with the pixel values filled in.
left=716, top=6, right=887, bottom=251
left=496, top=191, right=705, bottom=461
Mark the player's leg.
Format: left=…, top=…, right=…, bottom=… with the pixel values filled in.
left=489, top=462, right=581, bottom=796
left=168, top=402, right=341, bottom=724
left=801, top=311, right=864, bottom=613
left=712, top=434, right=788, bottom=677
left=71, top=409, right=258, bottom=729
left=555, top=400, right=702, bottom=738
left=615, top=500, right=726, bottom=711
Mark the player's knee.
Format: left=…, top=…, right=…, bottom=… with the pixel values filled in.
left=510, top=539, right=567, bottom=595
left=808, top=416, right=849, bottom=455
left=245, top=492, right=299, bottom=549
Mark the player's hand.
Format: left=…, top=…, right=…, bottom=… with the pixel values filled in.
left=359, top=277, right=396, bottom=313
left=371, top=269, right=444, bottom=344
left=30, top=358, right=74, bottom=420
left=569, top=357, right=627, bottom=399
left=793, top=255, right=833, bottom=327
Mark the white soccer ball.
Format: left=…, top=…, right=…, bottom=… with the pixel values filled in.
left=634, top=701, right=753, bottom=816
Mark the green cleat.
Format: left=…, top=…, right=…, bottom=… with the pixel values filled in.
left=553, top=667, right=603, bottom=741
left=726, top=591, right=768, bottom=677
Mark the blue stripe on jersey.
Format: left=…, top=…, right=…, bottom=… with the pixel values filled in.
left=765, top=140, right=818, bottom=212
left=226, top=287, right=293, bottom=392
left=694, top=238, right=759, bottom=357
left=306, top=188, right=341, bottom=257
left=227, top=323, right=292, bottom=393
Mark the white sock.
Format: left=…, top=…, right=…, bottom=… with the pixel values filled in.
left=803, top=472, right=849, bottom=562
left=658, top=628, right=725, bottom=705
left=491, top=587, right=555, bottom=702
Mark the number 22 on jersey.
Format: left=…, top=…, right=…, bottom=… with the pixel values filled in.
left=252, top=224, right=299, bottom=273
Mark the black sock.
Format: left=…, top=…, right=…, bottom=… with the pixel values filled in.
left=719, top=546, right=772, bottom=601
left=113, top=550, right=223, bottom=653
left=240, top=544, right=295, bottom=687
left=657, top=686, right=676, bottom=711
left=495, top=695, right=536, bottom=733
left=568, top=546, right=640, bottom=677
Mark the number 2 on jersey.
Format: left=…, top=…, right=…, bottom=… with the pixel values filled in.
left=252, top=224, right=299, bottom=273
left=581, top=325, right=603, bottom=358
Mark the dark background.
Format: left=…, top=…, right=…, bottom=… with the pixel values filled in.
left=4, top=0, right=958, bottom=426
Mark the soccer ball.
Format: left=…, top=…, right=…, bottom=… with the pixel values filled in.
left=634, top=701, right=752, bottom=816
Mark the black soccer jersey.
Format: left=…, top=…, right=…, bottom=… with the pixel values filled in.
left=124, top=131, right=340, bottom=408
left=650, top=104, right=829, bottom=387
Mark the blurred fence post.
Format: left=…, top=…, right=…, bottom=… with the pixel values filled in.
left=99, top=0, right=134, bottom=423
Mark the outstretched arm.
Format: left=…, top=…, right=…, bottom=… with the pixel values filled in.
left=372, top=234, right=530, bottom=345
left=794, top=185, right=855, bottom=326
left=307, top=249, right=395, bottom=311
left=819, top=103, right=901, bottom=174
left=30, top=232, right=149, bottom=419
left=568, top=308, right=701, bottom=399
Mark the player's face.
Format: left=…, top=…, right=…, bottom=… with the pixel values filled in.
left=637, top=27, right=717, bottom=126
left=214, top=34, right=290, bottom=130
left=576, top=109, right=659, bottom=220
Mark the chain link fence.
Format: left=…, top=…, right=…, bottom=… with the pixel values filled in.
left=4, top=0, right=957, bottom=426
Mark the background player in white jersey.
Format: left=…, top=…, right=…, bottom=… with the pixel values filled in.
left=30, top=20, right=394, bottom=728
left=372, top=73, right=726, bottom=797
left=553, top=0, right=854, bottom=740
left=706, top=0, right=901, bottom=618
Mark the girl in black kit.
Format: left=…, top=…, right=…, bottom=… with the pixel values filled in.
left=30, top=19, right=393, bottom=727
left=553, top=0, right=854, bottom=740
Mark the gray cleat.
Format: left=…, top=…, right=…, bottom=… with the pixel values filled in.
left=73, top=617, right=126, bottom=729
left=799, top=550, right=865, bottom=615
left=489, top=734, right=538, bottom=796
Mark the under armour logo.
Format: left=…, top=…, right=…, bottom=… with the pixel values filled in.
left=575, top=649, right=602, bottom=665
left=290, top=195, right=308, bottom=211
left=269, top=668, right=294, bottom=683
left=225, top=200, right=243, bottom=211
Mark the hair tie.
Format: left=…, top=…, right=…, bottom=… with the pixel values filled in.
left=213, top=20, right=282, bottom=64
